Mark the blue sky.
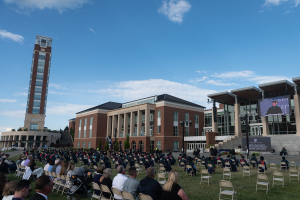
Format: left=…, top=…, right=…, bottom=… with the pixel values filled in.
left=0, top=0, right=300, bottom=133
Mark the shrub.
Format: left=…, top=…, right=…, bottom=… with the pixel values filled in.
left=24, top=128, right=28, bottom=131
left=124, top=135, right=130, bottom=150
left=98, top=139, right=102, bottom=150
left=104, top=140, right=109, bottom=151
left=17, top=128, right=22, bottom=131
left=12, top=129, right=15, bottom=131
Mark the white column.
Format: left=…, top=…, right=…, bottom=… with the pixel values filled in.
left=130, top=112, right=135, bottom=136
left=234, top=103, right=242, bottom=136
left=294, top=95, right=300, bottom=136
left=137, top=110, right=142, bottom=136
left=124, top=113, right=128, bottom=137
left=262, top=117, right=270, bottom=136
left=212, top=110, right=218, bottom=132
left=117, top=114, right=122, bottom=137
left=112, top=115, right=117, bottom=138
left=106, top=116, right=112, bottom=137
left=145, top=108, right=150, bottom=136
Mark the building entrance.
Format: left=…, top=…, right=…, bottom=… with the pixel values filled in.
left=187, top=142, right=206, bottom=152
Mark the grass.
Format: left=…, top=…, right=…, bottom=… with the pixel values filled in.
left=7, top=154, right=300, bottom=200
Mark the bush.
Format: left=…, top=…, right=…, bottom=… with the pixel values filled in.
left=12, top=129, right=15, bottom=131
left=104, top=140, right=109, bottom=151
left=98, top=139, right=102, bottom=150
left=114, top=138, right=119, bottom=151
left=17, top=128, right=22, bottom=131
left=24, top=128, right=28, bottom=131
left=124, top=135, right=130, bottom=150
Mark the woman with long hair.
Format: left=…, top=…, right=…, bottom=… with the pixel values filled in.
left=161, top=170, right=189, bottom=200
left=66, top=162, right=75, bottom=177
left=2, top=181, right=16, bottom=200
left=60, top=161, right=69, bottom=176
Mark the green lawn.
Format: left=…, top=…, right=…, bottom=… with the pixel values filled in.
left=7, top=155, right=300, bottom=200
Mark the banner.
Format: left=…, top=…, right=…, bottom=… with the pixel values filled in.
left=242, top=137, right=271, bottom=152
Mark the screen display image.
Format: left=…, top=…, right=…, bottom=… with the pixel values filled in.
left=242, top=137, right=271, bottom=152
left=259, top=95, right=291, bottom=117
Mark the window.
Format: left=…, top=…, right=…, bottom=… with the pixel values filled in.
left=132, top=141, right=136, bottom=150
left=157, top=126, right=161, bottom=133
left=185, top=113, right=189, bottom=121
left=150, top=141, right=154, bottom=150
left=36, top=74, right=43, bottom=80
left=35, top=80, right=43, bottom=86
left=78, top=130, right=81, bottom=138
left=173, top=141, right=179, bottom=149
left=33, top=101, right=40, bottom=107
left=89, top=129, right=92, bottom=138
left=84, top=118, right=87, bottom=126
left=195, top=114, right=199, bottom=124
left=82, top=142, right=85, bottom=149
left=157, top=141, right=161, bottom=149
left=34, top=93, right=41, bottom=100
left=88, top=141, right=91, bottom=149
left=35, top=87, right=42, bottom=93
left=41, top=39, right=47, bottom=47
left=90, top=117, right=93, bottom=126
left=37, top=67, right=44, bottom=73
left=142, top=113, right=145, bottom=123
left=173, top=111, right=178, bottom=121
left=195, top=128, right=199, bottom=136
left=150, top=113, right=154, bottom=121
left=158, top=110, right=161, bottom=118
left=79, top=119, right=82, bottom=127
left=38, top=61, right=45, bottom=67
left=185, top=127, right=189, bottom=136
left=32, top=108, right=40, bottom=114
left=173, top=126, right=178, bottom=136
left=135, top=115, right=138, bottom=123
left=38, top=54, right=46, bottom=60
left=30, top=124, right=38, bottom=130
left=77, top=142, right=80, bottom=148
left=84, top=130, right=86, bottom=138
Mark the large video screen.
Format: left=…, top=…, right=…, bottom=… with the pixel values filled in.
left=242, top=137, right=271, bottom=152
left=259, top=95, right=291, bottom=117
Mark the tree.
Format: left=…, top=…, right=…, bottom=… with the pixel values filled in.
left=104, top=139, right=109, bottom=151
left=70, top=127, right=75, bottom=140
left=12, top=129, right=15, bottom=131
left=64, top=126, right=69, bottom=132
left=17, top=128, right=22, bottom=131
left=24, top=128, right=28, bottom=131
left=124, top=135, right=130, bottom=150
left=114, top=138, right=119, bottom=151
left=98, top=139, right=102, bottom=150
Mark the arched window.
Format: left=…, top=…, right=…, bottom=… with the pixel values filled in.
left=119, top=141, right=122, bottom=150
left=132, top=141, right=136, bottom=150
left=139, top=141, right=144, bottom=152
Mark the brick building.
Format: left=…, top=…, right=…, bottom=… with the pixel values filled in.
left=72, top=94, right=205, bottom=152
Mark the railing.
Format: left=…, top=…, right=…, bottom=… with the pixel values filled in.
left=132, top=133, right=137, bottom=136
left=119, top=134, right=123, bottom=137
left=140, top=132, right=145, bottom=136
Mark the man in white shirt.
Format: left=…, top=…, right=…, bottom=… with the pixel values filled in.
left=43, top=159, right=51, bottom=171
left=55, top=160, right=62, bottom=174
left=112, top=165, right=128, bottom=200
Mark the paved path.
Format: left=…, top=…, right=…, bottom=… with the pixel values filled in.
left=2, top=150, right=23, bottom=158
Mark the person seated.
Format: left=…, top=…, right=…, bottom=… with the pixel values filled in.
left=123, top=167, right=140, bottom=200
left=12, top=180, right=32, bottom=200
left=23, top=159, right=44, bottom=180
left=258, top=156, right=267, bottom=173
left=250, top=153, right=258, bottom=167
left=240, top=156, right=248, bottom=167
left=139, top=167, right=162, bottom=200
left=112, top=166, right=128, bottom=200
left=224, top=155, right=237, bottom=172
left=281, top=156, right=289, bottom=169
left=161, top=170, right=189, bottom=200
left=186, top=157, right=198, bottom=176
left=93, top=165, right=105, bottom=194
left=238, top=144, right=242, bottom=148
left=99, top=168, right=113, bottom=199
left=217, top=154, right=224, bottom=167
left=206, top=157, right=215, bottom=174
left=2, top=180, right=16, bottom=200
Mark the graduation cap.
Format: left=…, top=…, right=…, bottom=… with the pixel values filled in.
left=260, top=156, right=264, bottom=160
left=227, top=155, right=230, bottom=158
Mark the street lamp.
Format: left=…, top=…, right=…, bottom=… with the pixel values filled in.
left=180, top=120, right=192, bottom=153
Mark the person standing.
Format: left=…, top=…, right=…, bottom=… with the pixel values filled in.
left=29, top=176, right=53, bottom=200
left=123, top=167, right=140, bottom=200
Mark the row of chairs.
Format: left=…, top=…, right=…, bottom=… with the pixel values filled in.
left=91, top=183, right=154, bottom=200
left=44, top=170, right=72, bottom=195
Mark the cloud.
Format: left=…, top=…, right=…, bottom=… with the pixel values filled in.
left=3, top=0, right=90, bottom=14
left=190, top=76, right=208, bottom=83
left=205, top=80, right=238, bottom=86
left=264, top=0, right=288, bottom=6
left=13, top=92, right=27, bottom=96
left=284, top=10, right=290, bottom=14
left=48, top=91, right=81, bottom=95
left=195, top=70, right=209, bottom=74
left=0, top=99, right=17, bottom=103
left=88, top=79, right=216, bottom=106
left=0, top=127, right=14, bottom=132
left=49, top=83, right=67, bottom=90
left=211, top=71, right=255, bottom=79
left=47, top=103, right=92, bottom=115
left=0, top=30, right=24, bottom=43
left=295, top=0, right=300, bottom=6
left=89, top=28, right=95, bottom=33
left=158, top=0, right=191, bottom=23
left=0, top=110, right=24, bottom=118
left=211, top=70, right=289, bottom=84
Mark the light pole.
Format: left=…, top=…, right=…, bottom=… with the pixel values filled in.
left=180, top=120, right=192, bottom=153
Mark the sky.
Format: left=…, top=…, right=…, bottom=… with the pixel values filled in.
left=0, top=0, right=300, bottom=134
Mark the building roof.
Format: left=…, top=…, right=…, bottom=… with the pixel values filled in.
left=76, top=102, right=122, bottom=114
left=292, top=77, right=300, bottom=87
left=258, top=80, right=294, bottom=96
left=231, top=86, right=261, bottom=101
left=155, top=94, right=205, bottom=108
left=68, top=118, right=76, bottom=121
left=208, top=91, right=236, bottom=105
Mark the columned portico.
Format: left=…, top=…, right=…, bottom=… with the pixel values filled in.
left=234, top=103, right=241, bottom=136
